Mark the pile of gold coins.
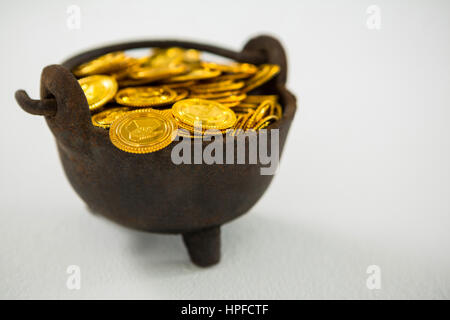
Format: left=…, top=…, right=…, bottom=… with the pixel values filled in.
left=73, top=48, right=282, bottom=154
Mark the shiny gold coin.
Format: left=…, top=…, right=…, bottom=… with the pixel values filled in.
left=241, top=64, right=280, bottom=93
left=172, top=98, right=236, bottom=130
left=232, top=114, right=245, bottom=129
left=210, top=73, right=253, bottom=82
left=213, top=93, right=247, bottom=104
left=273, top=103, right=283, bottom=119
left=177, top=130, right=203, bottom=139
left=190, top=81, right=244, bottom=93
left=243, top=95, right=278, bottom=104
left=239, top=113, right=253, bottom=129
left=172, top=87, right=190, bottom=101
left=253, top=115, right=279, bottom=130
left=190, top=79, right=232, bottom=89
left=78, top=75, right=118, bottom=111
left=128, top=63, right=187, bottom=81
left=231, top=106, right=255, bottom=115
left=189, top=90, right=241, bottom=100
left=220, top=101, right=241, bottom=108
left=109, top=108, right=177, bottom=154
left=115, top=86, right=177, bottom=107
left=184, top=49, right=201, bottom=63
left=161, top=80, right=196, bottom=88
left=110, top=68, right=133, bottom=81
left=159, top=108, right=175, bottom=117
left=236, top=103, right=259, bottom=109
left=149, top=48, right=184, bottom=67
left=201, top=62, right=258, bottom=74
left=175, top=118, right=229, bottom=135
left=91, top=107, right=131, bottom=128
left=232, top=62, right=259, bottom=74
left=245, top=100, right=274, bottom=129
left=232, top=113, right=252, bottom=136
left=150, top=47, right=200, bottom=67
left=164, top=68, right=221, bottom=82
left=73, top=52, right=134, bottom=77
left=118, top=78, right=155, bottom=87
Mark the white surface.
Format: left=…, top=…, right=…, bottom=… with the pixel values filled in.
left=1, top=0, right=449, bottom=299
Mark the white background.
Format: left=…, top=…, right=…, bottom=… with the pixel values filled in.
left=1, top=0, right=449, bottom=299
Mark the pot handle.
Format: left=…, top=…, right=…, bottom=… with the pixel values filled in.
left=15, top=90, right=57, bottom=116
left=241, top=35, right=288, bottom=85
left=15, top=64, right=91, bottom=136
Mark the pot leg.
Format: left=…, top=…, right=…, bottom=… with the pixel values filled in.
left=182, top=226, right=221, bottom=267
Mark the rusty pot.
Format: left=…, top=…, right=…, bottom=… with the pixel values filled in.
left=14, top=35, right=297, bottom=267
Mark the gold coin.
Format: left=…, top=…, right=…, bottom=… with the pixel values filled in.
left=115, top=86, right=177, bottom=107
left=110, top=67, right=134, bottom=81
left=232, top=113, right=252, bottom=136
left=91, top=107, right=131, bottom=128
left=220, top=101, right=241, bottom=108
left=128, top=63, right=187, bottom=81
left=109, top=108, right=177, bottom=154
left=172, top=87, right=190, bottom=101
left=213, top=93, right=247, bottom=104
left=175, top=118, right=229, bottom=135
left=235, top=103, right=258, bottom=109
left=161, top=80, right=196, bottom=88
left=159, top=108, right=175, bottom=117
left=118, top=78, right=156, bottom=87
left=177, top=129, right=203, bottom=139
left=190, top=81, right=244, bottom=93
left=184, top=49, right=201, bottom=63
left=172, top=98, right=236, bottom=130
left=189, top=90, right=242, bottom=100
left=232, top=62, right=259, bottom=74
left=201, top=62, right=258, bottom=74
left=239, top=113, right=253, bottom=129
left=231, top=106, right=255, bottom=115
left=79, top=75, right=118, bottom=111
left=150, top=48, right=201, bottom=65
left=164, top=68, right=221, bottom=82
left=273, top=103, right=283, bottom=119
left=150, top=47, right=185, bottom=67
left=245, top=100, right=274, bottom=129
left=253, top=115, right=279, bottom=130
left=73, top=52, right=133, bottom=77
left=243, top=95, right=278, bottom=104
left=210, top=73, right=253, bottom=81
left=241, top=64, right=280, bottom=93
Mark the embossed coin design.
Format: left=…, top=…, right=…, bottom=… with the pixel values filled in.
left=78, top=75, right=118, bottom=111
left=73, top=51, right=133, bottom=77
left=172, top=98, right=236, bottom=130
left=91, top=107, right=131, bottom=128
left=109, top=109, right=177, bottom=154
left=115, top=86, right=177, bottom=107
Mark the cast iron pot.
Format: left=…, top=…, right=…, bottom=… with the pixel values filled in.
left=15, top=35, right=297, bottom=267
